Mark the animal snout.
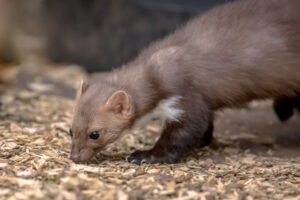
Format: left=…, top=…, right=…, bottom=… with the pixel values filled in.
left=70, top=154, right=80, bottom=163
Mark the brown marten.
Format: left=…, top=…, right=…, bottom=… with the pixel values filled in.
left=70, top=0, right=300, bottom=164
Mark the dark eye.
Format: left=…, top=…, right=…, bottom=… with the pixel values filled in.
left=69, top=129, right=73, bottom=137
left=89, top=131, right=100, bottom=140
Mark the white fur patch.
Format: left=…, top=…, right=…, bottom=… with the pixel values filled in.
left=132, top=96, right=184, bottom=129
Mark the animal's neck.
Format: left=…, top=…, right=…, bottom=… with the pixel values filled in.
left=107, top=63, right=167, bottom=122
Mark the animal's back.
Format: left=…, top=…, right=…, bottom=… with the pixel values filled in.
left=119, top=0, right=300, bottom=108
left=164, top=0, right=300, bottom=108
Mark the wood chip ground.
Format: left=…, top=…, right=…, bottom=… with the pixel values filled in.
left=0, top=63, right=299, bottom=200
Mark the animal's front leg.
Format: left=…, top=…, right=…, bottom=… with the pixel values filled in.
left=128, top=118, right=213, bottom=165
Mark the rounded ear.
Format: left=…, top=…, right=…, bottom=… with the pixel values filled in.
left=104, top=90, right=132, bottom=118
left=75, top=80, right=89, bottom=102
left=73, top=80, right=89, bottom=111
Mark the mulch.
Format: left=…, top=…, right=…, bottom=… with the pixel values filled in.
left=0, top=63, right=299, bottom=200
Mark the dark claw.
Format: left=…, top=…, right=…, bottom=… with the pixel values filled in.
left=127, top=149, right=179, bottom=165
left=130, top=159, right=139, bottom=165
left=127, top=150, right=150, bottom=165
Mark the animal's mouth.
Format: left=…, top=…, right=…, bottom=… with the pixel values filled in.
left=70, top=154, right=94, bottom=163
left=70, top=146, right=107, bottom=163
left=70, top=148, right=98, bottom=163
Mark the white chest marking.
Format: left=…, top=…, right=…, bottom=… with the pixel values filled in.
left=132, top=96, right=184, bottom=129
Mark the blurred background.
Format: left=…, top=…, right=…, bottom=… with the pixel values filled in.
left=0, top=0, right=231, bottom=76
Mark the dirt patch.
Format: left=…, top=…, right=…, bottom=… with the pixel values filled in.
left=0, top=64, right=299, bottom=200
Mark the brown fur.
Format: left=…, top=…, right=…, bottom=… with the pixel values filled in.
left=70, top=0, right=300, bottom=164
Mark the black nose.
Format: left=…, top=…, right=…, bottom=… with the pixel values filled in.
left=70, top=154, right=80, bottom=163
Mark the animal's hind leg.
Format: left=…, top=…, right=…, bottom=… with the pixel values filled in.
left=295, top=95, right=300, bottom=111
left=273, top=98, right=294, bottom=121
left=273, top=94, right=300, bottom=121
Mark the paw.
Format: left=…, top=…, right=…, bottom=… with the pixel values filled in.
left=127, top=150, right=179, bottom=165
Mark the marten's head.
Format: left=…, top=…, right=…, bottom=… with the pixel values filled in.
left=69, top=81, right=134, bottom=163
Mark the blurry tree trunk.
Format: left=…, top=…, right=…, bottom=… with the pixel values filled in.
left=0, top=0, right=20, bottom=83
left=0, top=0, right=20, bottom=64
